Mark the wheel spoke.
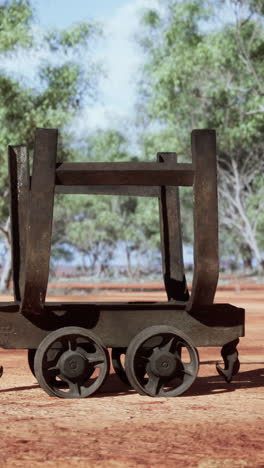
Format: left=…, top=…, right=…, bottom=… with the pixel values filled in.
left=160, top=336, right=176, bottom=353
left=86, top=352, right=105, bottom=368
left=47, top=365, right=60, bottom=376
left=67, top=337, right=78, bottom=351
left=68, top=381, right=82, bottom=397
left=144, top=374, right=162, bottom=395
left=43, top=347, right=63, bottom=370
left=43, top=359, right=58, bottom=371
left=181, top=362, right=195, bottom=377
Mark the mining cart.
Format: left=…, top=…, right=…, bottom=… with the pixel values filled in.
left=0, top=128, right=244, bottom=398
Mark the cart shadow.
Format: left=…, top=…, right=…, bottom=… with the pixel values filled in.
left=97, top=374, right=135, bottom=397
left=0, top=366, right=263, bottom=397
left=0, top=384, right=40, bottom=393
left=0, top=375, right=133, bottom=397
left=98, top=365, right=264, bottom=397
left=183, top=366, right=264, bottom=397
left=97, top=366, right=264, bottom=398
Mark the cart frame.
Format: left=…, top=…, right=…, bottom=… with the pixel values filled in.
left=0, top=128, right=244, bottom=396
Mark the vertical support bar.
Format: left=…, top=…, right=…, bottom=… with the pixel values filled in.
left=20, top=128, right=58, bottom=315
left=158, top=152, right=189, bottom=302
left=187, top=130, right=219, bottom=311
left=8, top=146, right=30, bottom=301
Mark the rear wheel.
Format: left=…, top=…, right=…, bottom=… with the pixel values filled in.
left=34, top=327, right=110, bottom=398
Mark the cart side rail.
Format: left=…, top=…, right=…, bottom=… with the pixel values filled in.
left=19, top=128, right=58, bottom=315
left=10, top=128, right=218, bottom=315
left=187, top=129, right=219, bottom=310
left=8, top=145, right=30, bottom=301
left=158, top=152, right=189, bottom=302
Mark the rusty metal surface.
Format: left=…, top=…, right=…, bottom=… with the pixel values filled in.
left=20, top=128, right=58, bottom=315
left=158, top=153, right=189, bottom=301
left=187, top=130, right=219, bottom=311
left=55, top=161, right=194, bottom=186
left=8, top=146, right=30, bottom=301
left=0, top=303, right=244, bottom=349
left=55, top=185, right=160, bottom=197
left=3, top=127, right=245, bottom=362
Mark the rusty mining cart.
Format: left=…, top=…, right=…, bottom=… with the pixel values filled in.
left=0, top=128, right=244, bottom=398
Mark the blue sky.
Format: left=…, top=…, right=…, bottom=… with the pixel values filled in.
left=1, top=0, right=161, bottom=138
left=2, top=0, right=241, bottom=136
left=13, top=0, right=161, bottom=138
left=35, top=0, right=128, bottom=27
left=2, top=0, right=235, bottom=139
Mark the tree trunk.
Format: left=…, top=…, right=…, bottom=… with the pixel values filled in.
left=241, top=244, right=253, bottom=272
left=125, top=243, right=132, bottom=278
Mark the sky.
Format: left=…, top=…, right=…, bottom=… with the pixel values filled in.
left=35, top=0, right=128, bottom=27
left=2, top=0, right=160, bottom=138
left=2, top=0, right=237, bottom=139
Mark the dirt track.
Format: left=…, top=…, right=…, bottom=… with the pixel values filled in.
left=0, top=288, right=263, bottom=468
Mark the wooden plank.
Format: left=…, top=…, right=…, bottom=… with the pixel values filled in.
left=187, top=129, right=219, bottom=311
left=158, top=153, right=189, bottom=301
left=55, top=162, right=194, bottom=187
left=8, top=146, right=30, bottom=301
left=55, top=185, right=159, bottom=197
left=20, top=128, right=58, bottom=315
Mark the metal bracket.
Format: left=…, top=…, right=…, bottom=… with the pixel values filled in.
left=216, top=338, right=240, bottom=383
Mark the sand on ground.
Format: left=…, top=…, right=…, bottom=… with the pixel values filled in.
left=0, top=288, right=263, bottom=468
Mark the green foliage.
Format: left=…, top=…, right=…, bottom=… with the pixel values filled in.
left=137, top=0, right=264, bottom=269
left=0, top=0, right=33, bottom=52
left=141, top=9, right=160, bottom=28
left=1, top=0, right=263, bottom=276
left=0, top=0, right=102, bottom=271
left=45, top=22, right=100, bottom=54
left=248, top=0, right=264, bottom=15
left=52, top=129, right=161, bottom=275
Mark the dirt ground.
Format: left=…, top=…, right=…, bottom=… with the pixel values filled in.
left=0, top=288, right=263, bottom=468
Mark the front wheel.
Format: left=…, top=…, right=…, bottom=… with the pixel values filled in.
left=125, top=325, right=199, bottom=397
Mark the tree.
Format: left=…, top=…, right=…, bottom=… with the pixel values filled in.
left=55, top=129, right=159, bottom=278
left=136, top=0, right=264, bottom=271
left=50, top=128, right=162, bottom=279
left=0, top=0, right=101, bottom=290
left=218, top=152, right=264, bottom=270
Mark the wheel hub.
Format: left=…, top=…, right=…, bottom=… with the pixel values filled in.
left=150, top=352, right=177, bottom=377
left=59, top=351, right=87, bottom=379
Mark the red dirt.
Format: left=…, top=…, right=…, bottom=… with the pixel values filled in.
left=0, top=287, right=263, bottom=468
left=46, top=280, right=264, bottom=291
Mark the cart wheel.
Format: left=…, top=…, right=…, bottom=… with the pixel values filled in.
left=34, top=327, right=110, bottom=398
left=28, top=349, right=36, bottom=376
left=28, top=347, right=90, bottom=389
left=112, top=348, right=130, bottom=385
left=125, top=325, right=199, bottom=397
